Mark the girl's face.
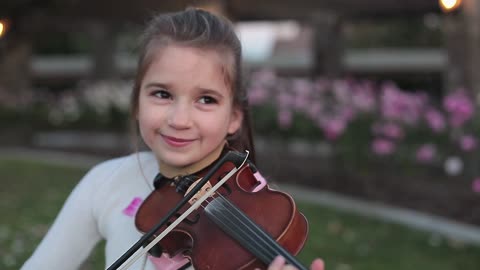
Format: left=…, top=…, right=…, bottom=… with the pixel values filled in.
left=138, top=45, right=242, bottom=177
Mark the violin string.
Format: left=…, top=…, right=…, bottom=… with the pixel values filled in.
left=202, top=189, right=306, bottom=269
left=217, top=195, right=308, bottom=270
left=199, top=193, right=275, bottom=262
left=200, top=192, right=279, bottom=264
left=201, top=198, right=275, bottom=264
left=215, top=195, right=287, bottom=261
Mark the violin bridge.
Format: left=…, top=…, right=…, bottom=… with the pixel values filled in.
left=185, top=178, right=213, bottom=206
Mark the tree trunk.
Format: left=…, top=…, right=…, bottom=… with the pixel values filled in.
left=0, top=33, right=32, bottom=107
left=463, top=0, right=480, bottom=96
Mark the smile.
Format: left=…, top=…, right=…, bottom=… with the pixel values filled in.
left=162, top=135, right=196, bottom=147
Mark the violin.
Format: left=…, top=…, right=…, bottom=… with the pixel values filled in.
left=108, top=150, right=309, bottom=270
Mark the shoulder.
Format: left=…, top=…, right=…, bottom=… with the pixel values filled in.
left=88, top=152, right=156, bottom=177
left=79, top=152, right=158, bottom=227
left=79, top=151, right=158, bottom=190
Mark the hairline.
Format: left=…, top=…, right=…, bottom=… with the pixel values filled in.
left=142, top=39, right=237, bottom=93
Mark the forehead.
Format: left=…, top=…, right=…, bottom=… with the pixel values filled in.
left=143, top=44, right=234, bottom=88
left=163, top=46, right=218, bottom=68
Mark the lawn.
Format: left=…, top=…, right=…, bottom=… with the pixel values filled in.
left=1, top=157, right=480, bottom=270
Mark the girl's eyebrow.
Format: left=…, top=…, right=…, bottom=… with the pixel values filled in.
left=198, top=88, right=225, bottom=99
left=143, top=82, right=169, bottom=89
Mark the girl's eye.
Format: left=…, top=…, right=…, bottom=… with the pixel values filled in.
left=199, top=96, right=218, bottom=104
left=153, top=90, right=171, bottom=99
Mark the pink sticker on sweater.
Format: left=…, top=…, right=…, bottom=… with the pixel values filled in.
left=122, top=197, right=143, bottom=217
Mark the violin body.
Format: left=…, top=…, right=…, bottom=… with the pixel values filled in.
left=135, top=160, right=308, bottom=270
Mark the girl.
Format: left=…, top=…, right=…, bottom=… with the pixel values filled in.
left=21, top=8, right=324, bottom=270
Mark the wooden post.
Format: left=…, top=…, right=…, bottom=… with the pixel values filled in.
left=88, top=22, right=118, bottom=81
left=462, top=0, right=480, bottom=180
left=0, top=21, right=32, bottom=105
left=311, top=11, right=344, bottom=78
left=443, top=13, right=468, bottom=92
left=462, top=0, right=480, bottom=97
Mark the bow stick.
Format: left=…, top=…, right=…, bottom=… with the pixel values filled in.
left=107, top=150, right=249, bottom=270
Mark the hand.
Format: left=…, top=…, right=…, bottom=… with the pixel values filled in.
left=266, top=256, right=324, bottom=270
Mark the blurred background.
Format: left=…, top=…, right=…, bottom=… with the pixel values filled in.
left=1, top=0, right=480, bottom=269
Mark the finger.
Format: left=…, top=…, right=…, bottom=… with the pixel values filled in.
left=268, top=256, right=286, bottom=270
left=310, top=258, right=325, bottom=270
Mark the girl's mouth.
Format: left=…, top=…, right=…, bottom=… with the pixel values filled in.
left=162, top=135, right=195, bottom=147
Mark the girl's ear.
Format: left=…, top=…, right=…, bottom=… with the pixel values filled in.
left=227, top=107, right=243, bottom=135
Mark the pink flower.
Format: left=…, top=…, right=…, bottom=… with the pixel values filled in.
left=314, top=78, right=329, bottom=93
left=371, top=138, right=396, bottom=155
left=332, top=79, right=350, bottom=104
left=277, top=109, right=292, bottom=129
left=424, top=109, right=446, bottom=133
left=416, top=144, right=436, bottom=163
left=443, top=89, right=475, bottom=128
left=248, top=86, right=269, bottom=105
left=321, top=118, right=346, bottom=141
left=307, top=103, right=322, bottom=119
left=380, top=83, right=424, bottom=125
left=293, top=96, right=309, bottom=110
left=276, top=92, right=292, bottom=108
left=382, top=122, right=404, bottom=140
left=340, top=107, right=356, bottom=122
left=459, top=135, right=477, bottom=152
left=472, top=178, right=480, bottom=193
left=291, top=78, right=312, bottom=96
left=352, top=83, right=376, bottom=112
left=371, top=122, right=404, bottom=140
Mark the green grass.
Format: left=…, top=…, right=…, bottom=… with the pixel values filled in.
left=0, top=158, right=104, bottom=269
left=1, top=158, right=480, bottom=270
left=297, top=203, right=480, bottom=270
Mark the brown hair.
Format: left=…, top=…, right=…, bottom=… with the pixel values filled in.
left=129, top=8, right=255, bottom=162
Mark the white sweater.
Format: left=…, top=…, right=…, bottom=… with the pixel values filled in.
left=21, top=152, right=192, bottom=270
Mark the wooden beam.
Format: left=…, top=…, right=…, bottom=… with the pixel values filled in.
left=227, top=0, right=441, bottom=21
left=1, top=0, right=442, bottom=23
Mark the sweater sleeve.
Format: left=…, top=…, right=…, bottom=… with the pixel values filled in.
left=21, top=161, right=117, bottom=270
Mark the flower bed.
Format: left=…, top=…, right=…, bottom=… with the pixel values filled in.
left=247, top=69, right=480, bottom=194
left=1, top=71, right=480, bottom=225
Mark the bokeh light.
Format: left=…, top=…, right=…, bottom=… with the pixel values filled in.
left=439, top=0, right=462, bottom=12
left=0, top=21, right=5, bottom=38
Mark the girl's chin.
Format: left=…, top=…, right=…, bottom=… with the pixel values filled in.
left=160, top=158, right=194, bottom=168
left=157, top=156, right=198, bottom=172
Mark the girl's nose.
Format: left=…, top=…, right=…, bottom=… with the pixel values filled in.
left=167, top=102, right=192, bottom=129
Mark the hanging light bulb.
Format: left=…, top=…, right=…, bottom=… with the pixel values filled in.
left=439, top=0, right=462, bottom=13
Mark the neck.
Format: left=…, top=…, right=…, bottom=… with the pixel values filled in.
left=158, top=143, right=226, bottom=178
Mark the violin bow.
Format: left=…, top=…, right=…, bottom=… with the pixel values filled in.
left=107, top=150, right=249, bottom=270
